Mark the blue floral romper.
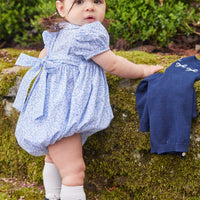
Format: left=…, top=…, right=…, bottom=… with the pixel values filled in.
left=13, top=21, right=114, bottom=156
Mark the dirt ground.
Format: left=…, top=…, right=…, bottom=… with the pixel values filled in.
left=112, top=33, right=200, bottom=57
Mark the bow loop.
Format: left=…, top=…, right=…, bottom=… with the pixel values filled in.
left=13, top=53, right=56, bottom=119
left=42, top=59, right=57, bottom=73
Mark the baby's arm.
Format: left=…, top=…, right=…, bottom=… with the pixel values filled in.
left=92, top=50, right=163, bottom=79
left=39, top=48, right=47, bottom=59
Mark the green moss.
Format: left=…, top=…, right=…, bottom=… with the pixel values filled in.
left=0, top=48, right=39, bottom=97
left=84, top=52, right=200, bottom=199
left=115, top=50, right=180, bottom=67
left=0, top=178, right=44, bottom=200
left=1, top=49, right=200, bottom=199
left=0, top=74, right=17, bottom=97
left=0, top=48, right=39, bottom=73
left=5, top=48, right=39, bottom=58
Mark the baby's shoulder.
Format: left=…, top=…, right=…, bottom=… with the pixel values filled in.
left=42, top=30, right=58, bottom=50
left=69, top=22, right=110, bottom=60
left=42, top=30, right=57, bottom=41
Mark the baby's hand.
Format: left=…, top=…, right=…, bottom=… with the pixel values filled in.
left=142, top=64, right=163, bottom=78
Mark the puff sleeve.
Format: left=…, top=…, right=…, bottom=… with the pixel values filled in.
left=42, top=31, right=57, bottom=51
left=69, top=21, right=110, bottom=60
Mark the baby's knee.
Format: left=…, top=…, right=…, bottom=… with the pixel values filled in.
left=45, top=153, right=54, bottom=163
left=62, top=159, right=86, bottom=186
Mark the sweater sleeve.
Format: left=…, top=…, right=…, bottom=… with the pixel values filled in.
left=136, top=73, right=163, bottom=132
left=136, top=79, right=150, bottom=132
left=192, top=88, right=198, bottom=119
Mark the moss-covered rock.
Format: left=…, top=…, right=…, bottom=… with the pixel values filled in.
left=1, top=49, right=200, bottom=199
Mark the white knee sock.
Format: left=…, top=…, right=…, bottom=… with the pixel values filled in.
left=43, top=162, right=62, bottom=200
left=60, top=185, right=86, bottom=200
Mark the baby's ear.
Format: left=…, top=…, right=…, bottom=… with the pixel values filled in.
left=56, top=1, right=65, bottom=17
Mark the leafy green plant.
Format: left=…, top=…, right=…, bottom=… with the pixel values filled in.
left=1, top=0, right=200, bottom=47
left=0, top=0, right=55, bottom=47
left=0, top=0, right=41, bottom=46
left=106, top=0, right=200, bottom=47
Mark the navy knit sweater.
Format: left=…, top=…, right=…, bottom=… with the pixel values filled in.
left=136, top=56, right=200, bottom=154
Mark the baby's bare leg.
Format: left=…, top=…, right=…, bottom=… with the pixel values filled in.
left=48, top=133, right=85, bottom=186
left=48, top=133, right=86, bottom=200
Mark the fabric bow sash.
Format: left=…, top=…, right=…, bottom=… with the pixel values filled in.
left=13, top=53, right=57, bottom=119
